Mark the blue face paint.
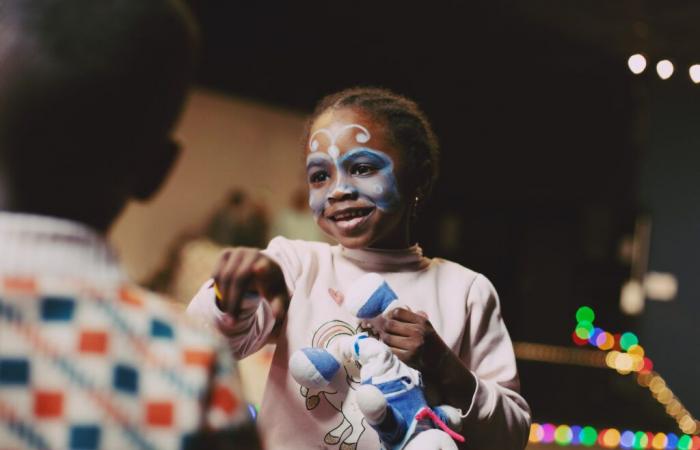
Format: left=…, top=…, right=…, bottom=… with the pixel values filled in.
left=306, top=147, right=401, bottom=217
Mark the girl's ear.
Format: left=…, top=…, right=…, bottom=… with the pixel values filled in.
left=415, top=160, right=433, bottom=201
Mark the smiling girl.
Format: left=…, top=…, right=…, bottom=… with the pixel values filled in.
left=187, top=87, right=531, bottom=449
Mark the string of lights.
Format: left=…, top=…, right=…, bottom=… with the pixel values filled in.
left=529, top=422, right=700, bottom=449
left=627, top=53, right=700, bottom=83
left=573, top=307, right=698, bottom=436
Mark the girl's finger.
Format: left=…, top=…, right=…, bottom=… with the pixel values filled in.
left=381, top=333, right=417, bottom=351
left=391, top=307, right=422, bottom=324
left=383, top=319, right=416, bottom=337
left=227, top=250, right=260, bottom=317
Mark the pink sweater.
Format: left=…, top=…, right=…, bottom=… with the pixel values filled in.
left=188, top=236, right=531, bottom=449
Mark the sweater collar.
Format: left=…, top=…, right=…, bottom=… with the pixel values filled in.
left=340, top=243, right=430, bottom=271
left=0, top=212, right=125, bottom=283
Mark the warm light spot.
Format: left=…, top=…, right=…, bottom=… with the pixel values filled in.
left=690, top=64, right=700, bottom=84
left=649, top=376, right=666, bottom=394
left=657, top=387, right=673, bottom=404
left=643, top=271, right=678, bottom=301
left=651, top=432, right=667, bottom=449
left=656, top=60, right=674, bottom=80
left=620, top=280, right=645, bottom=315
left=529, top=423, right=544, bottom=443
left=603, top=428, right=621, bottom=448
left=628, top=54, right=647, bottom=74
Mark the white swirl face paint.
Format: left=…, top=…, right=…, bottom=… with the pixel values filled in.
left=306, top=123, right=401, bottom=218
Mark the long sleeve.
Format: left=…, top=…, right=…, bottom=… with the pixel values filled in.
left=459, top=274, right=531, bottom=450
left=185, top=236, right=306, bottom=360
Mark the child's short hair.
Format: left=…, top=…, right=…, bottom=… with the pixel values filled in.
left=305, top=87, right=440, bottom=201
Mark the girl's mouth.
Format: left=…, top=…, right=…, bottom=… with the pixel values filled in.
left=328, top=207, right=375, bottom=231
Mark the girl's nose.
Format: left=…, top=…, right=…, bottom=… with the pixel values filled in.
left=328, top=183, right=358, bottom=202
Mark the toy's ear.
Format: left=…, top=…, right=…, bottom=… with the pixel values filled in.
left=289, top=348, right=341, bottom=389
left=345, top=273, right=398, bottom=319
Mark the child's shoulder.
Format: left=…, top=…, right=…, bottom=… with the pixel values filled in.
left=429, top=257, right=497, bottom=300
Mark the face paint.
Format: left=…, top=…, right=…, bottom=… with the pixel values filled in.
left=306, top=145, right=401, bottom=217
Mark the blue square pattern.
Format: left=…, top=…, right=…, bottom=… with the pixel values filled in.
left=0, top=358, right=29, bottom=385
left=150, top=318, right=174, bottom=339
left=40, top=297, right=76, bottom=322
left=69, top=425, right=101, bottom=450
left=113, top=364, right=139, bottom=395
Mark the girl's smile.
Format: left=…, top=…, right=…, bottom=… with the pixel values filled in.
left=305, top=108, right=410, bottom=249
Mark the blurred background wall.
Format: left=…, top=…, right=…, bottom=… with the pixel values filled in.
left=109, top=89, right=305, bottom=283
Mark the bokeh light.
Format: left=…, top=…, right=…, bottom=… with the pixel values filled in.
left=621, top=430, right=636, bottom=448
left=690, top=64, right=700, bottom=84
left=652, top=432, right=668, bottom=449
left=580, top=426, right=598, bottom=447
left=529, top=423, right=544, bottom=443
left=628, top=54, right=647, bottom=74
left=542, top=423, right=555, bottom=443
left=576, top=306, right=596, bottom=323
left=620, top=332, right=639, bottom=351
left=657, top=59, right=675, bottom=80
left=555, top=424, right=574, bottom=445
left=602, top=428, right=622, bottom=448
left=634, top=430, right=649, bottom=448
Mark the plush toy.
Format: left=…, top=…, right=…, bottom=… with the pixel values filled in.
left=290, top=273, right=465, bottom=450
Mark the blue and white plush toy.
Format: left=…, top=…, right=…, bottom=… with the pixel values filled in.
left=289, top=274, right=465, bottom=450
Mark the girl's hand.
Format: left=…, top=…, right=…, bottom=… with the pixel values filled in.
left=212, top=247, right=289, bottom=321
left=380, top=308, right=448, bottom=373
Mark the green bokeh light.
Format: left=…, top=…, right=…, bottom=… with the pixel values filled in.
left=678, top=434, right=692, bottom=450
left=580, top=426, right=597, bottom=446
left=633, top=431, right=648, bottom=449
left=576, top=306, right=595, bottom=324
left=620, top=332, right=639, bottom=351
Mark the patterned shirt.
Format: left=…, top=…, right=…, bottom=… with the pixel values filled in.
left=0, top=213, right=257, bottom=450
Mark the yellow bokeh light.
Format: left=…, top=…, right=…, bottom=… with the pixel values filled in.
left=602, top=428, right=621, bottom=448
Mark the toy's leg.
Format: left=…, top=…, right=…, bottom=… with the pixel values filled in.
left=403, top=429, right=458, bottom=450
left=356, top=384, right=406, bottom=446
left=434, top=405, right=463, bottom=433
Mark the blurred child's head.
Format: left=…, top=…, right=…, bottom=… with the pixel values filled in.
left=0, top=0, right=197, bottom=231
left=304, top=87, right=439, bottom=249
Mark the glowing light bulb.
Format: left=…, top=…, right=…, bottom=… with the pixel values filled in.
left=628, top=54, right=647, bottom=74
left=576, top=306, right=595, bottom=323
left=690, top=65, right=700, bottom=84
left=657, top=60, right=674, bottom=80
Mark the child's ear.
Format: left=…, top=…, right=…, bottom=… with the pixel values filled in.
left=415, top=160, right=433, bottom=202
left=130, top=139, right=181, bottom=201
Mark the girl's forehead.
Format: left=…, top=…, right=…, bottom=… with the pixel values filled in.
left=307, top=108, right=398, bottom=159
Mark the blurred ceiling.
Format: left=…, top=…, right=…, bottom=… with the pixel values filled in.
left=510, top=0, right=700, bottom=63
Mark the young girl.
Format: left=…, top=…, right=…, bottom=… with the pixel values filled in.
left=187, top=87, right=531, bottom=449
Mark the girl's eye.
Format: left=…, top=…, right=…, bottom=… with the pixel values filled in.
left=309, top=170, right=329, bottom=184
left=351, top=164, right=375, bottom=176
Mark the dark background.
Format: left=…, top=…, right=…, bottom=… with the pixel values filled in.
left=188, top=0, right=700, bottom=432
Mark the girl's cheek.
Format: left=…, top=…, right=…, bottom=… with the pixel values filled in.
left=308, top=187, right=327, bottom=217
left=356, top=173, right=401, bottom=212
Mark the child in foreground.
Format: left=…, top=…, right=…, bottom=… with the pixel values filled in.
left=187, top=87, right=531, bottom=449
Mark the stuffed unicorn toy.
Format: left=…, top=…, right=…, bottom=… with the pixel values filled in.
left=289, top=273, right=465, bottom=450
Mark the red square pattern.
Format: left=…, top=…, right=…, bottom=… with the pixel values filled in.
left=146, top=401, right=174, bottom=427
left=212, top=385, right=238, bottom=415
left=34, top=391, right=63, bottom=418
left=78, top=331, right=108, bottom=354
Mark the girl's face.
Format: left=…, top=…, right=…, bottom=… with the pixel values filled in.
left=305, top=107, right=411, bottom=249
